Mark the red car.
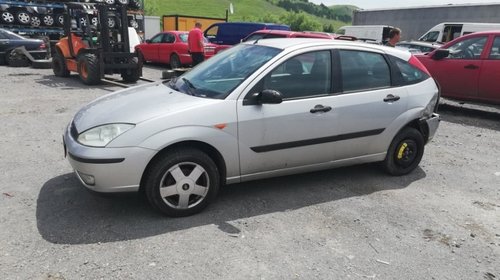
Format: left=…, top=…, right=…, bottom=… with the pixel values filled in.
left=135, top=31, right=221, bottom=68
left=416, top=31, right=500, bottom=104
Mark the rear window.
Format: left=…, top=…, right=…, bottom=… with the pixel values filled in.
left=339, top=50, right=391, bottom=92
left=389, top=56, right=429, bottom=85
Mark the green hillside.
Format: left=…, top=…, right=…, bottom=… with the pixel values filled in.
left=144, top=0, right=355, bottom=32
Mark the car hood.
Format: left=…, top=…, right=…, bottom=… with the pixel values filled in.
left=73, top=81, right=212, bottom=132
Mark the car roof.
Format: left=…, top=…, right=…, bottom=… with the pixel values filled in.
left=248, top=29, right=333, bottom=39
left=243, top=37, right=411, bottom=58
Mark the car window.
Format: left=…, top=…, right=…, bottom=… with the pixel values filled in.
left=389, top=56, right=429, bottom=85
left=179, top=33, right=188, bottom=43
left=420, top=31, right=439, bottom=42
left=489, top=37, right=500, bottom=60
left=447, top=36, right=487, bottom=60
left=256, top=51, right=332, bottom=99
left=150, top=34, right=163, bottom=43
left=339, top=50, right=390, bottom=92
left=163, top=33, right=175, bottom=43
left=170, top=44, right=281, bottom=99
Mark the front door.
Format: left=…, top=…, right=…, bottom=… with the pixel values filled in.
left=478, top=35, right=500, bottom=103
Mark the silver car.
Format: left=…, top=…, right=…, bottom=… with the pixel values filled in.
left=63, top=39, right=440, bottom=216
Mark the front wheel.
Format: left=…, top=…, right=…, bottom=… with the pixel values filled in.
left=77, top=53, right=101, bottom=85
left=383, top=127, right=424, bottom=176
left=53, top=52, right=70, bottom=77
left=144, top=148, right=220, bottom=217
left=121, top=57, right=141, bottom=83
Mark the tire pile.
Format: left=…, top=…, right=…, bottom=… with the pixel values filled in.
left=0, top=0, right=142, bottom=27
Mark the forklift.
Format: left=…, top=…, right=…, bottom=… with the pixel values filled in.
left=52, top=2, right=142, bottom=85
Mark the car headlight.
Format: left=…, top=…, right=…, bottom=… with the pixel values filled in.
left=77, top=123, right=134, bottom=147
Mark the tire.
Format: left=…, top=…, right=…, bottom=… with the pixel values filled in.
left=42, top=14, right=54, bottom=26
left=7, top=51, right=30, bottom=67
left=1, top=11, right=15, bottom=24
left=104, top=0, right=115, bottom=4
left=120, top=57, right=141, bottom=83
left=117, top=0, right=129, bottom=4
left=129, top=18, right=138, bottom=29
left=107, top=17, right=116, bottom=29
left=56, top=14, right=64, bottom=26
left=32, top=59, right=52, bottom=69
left=52, top=53, right=70, bottom=77
left=144, top=148, right=220, bottom=217
left=170, top=53, right=181, bottom=69
left=16, top=11, right=31, bottom=25
left=383, top=127, right=425, bottom=176
left=30, top=15, right=41, bottom=27
left=77, top=53, right=101, bottom=85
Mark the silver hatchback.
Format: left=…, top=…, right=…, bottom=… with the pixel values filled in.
left=64, top=39, right=440, bottom=216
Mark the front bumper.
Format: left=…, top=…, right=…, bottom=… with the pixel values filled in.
left=420, top=113, right=440, bottom=143
left=63, top=124, right=156, bottom=193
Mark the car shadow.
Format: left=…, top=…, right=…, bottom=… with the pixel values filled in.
left=33, top=75, right=140, bottom=92
left=439, top=104, right=500, bottom=132
left=37, top=164, right=426, bottom=245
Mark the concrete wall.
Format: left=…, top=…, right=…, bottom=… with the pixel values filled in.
left=353, top=4, right=500, bottom=41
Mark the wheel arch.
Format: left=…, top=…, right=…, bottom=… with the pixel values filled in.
left=139, top=140, right=227, bottom=192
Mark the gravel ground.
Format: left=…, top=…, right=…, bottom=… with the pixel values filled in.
left=0, top=65, right=499, bottom=280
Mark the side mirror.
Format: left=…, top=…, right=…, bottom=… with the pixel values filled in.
left=431, top=49, right=449, bottom=60
left=145, top=39, right=151, bottom=43
left=243, top=89, right=283, bottom=105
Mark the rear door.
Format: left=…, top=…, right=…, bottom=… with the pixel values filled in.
left=158, top=32, right=176, bottom=64
left=478, top=35, right=500, bottom=103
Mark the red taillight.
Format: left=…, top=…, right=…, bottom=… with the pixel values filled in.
left=39, top=43, right=46, bottom=50
left=409, top=55, right=431, bottom=76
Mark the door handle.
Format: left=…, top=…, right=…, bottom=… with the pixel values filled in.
left=464, top=64, right=479, bottom=70
left=384, top=94, right=400, bottom=102
left=310, top=104, right=332, bottom=113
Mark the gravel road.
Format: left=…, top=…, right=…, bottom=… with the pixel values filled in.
left=0, top=65, right=499, bottom=280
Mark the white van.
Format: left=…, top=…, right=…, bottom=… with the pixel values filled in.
left=419, top=22, right=500, bottom=43
left=337, top=25, right=393, bottom=42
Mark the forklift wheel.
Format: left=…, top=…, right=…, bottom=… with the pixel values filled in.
left=121, top=57, right=140, bottom=83
left=77, top=53, right=101, bottom=85
left=52, top=53, right=70, bottom=77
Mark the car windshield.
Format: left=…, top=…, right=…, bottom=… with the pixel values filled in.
left=167, top=44, right=282, bottom=99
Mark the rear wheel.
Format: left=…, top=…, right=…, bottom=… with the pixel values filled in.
left=383, top=127, right=424, bottom=176
left=144, top=148, right=220, bottom=217
left=77, top=53, right=101, bottom=85
left=170, top=53, right=181, bottom=69
left=52, top=52, right=70, bottom=77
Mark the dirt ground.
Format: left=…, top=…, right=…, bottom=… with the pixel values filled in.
left=0, top=65, right=499, bottom=280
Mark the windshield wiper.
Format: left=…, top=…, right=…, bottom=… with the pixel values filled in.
left=182, top=78, right=197, bottom=96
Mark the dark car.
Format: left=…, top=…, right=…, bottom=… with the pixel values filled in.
left=0, top=28, right=47, bottom=65
left=416, top=31, right=500, bottom=105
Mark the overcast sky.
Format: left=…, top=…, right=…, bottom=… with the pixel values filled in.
left=309, top=0, right=499, bottom=9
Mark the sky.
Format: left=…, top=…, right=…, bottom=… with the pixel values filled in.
left=309, top=0, right=499, bottom=9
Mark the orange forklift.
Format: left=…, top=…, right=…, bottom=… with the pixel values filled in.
left=52, top=2, right=142, bottom=85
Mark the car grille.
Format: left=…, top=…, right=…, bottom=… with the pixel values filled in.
left=70, top=121, right=79, bottom=140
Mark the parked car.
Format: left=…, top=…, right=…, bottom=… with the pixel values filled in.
left=242, top=30, right=334, bottom=42
left=64, top=38, right=440, bottom=217
left=416, top=31, right=500, bottom=104
left=204, top=22, right=290, bottom=45
left=396, top=41, right=440, bottom=54
left=418, top=22, right=500, bottom=44
left=0, top=28, right=47, bottom=65
left=134, top=31, right=224, bottom=68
